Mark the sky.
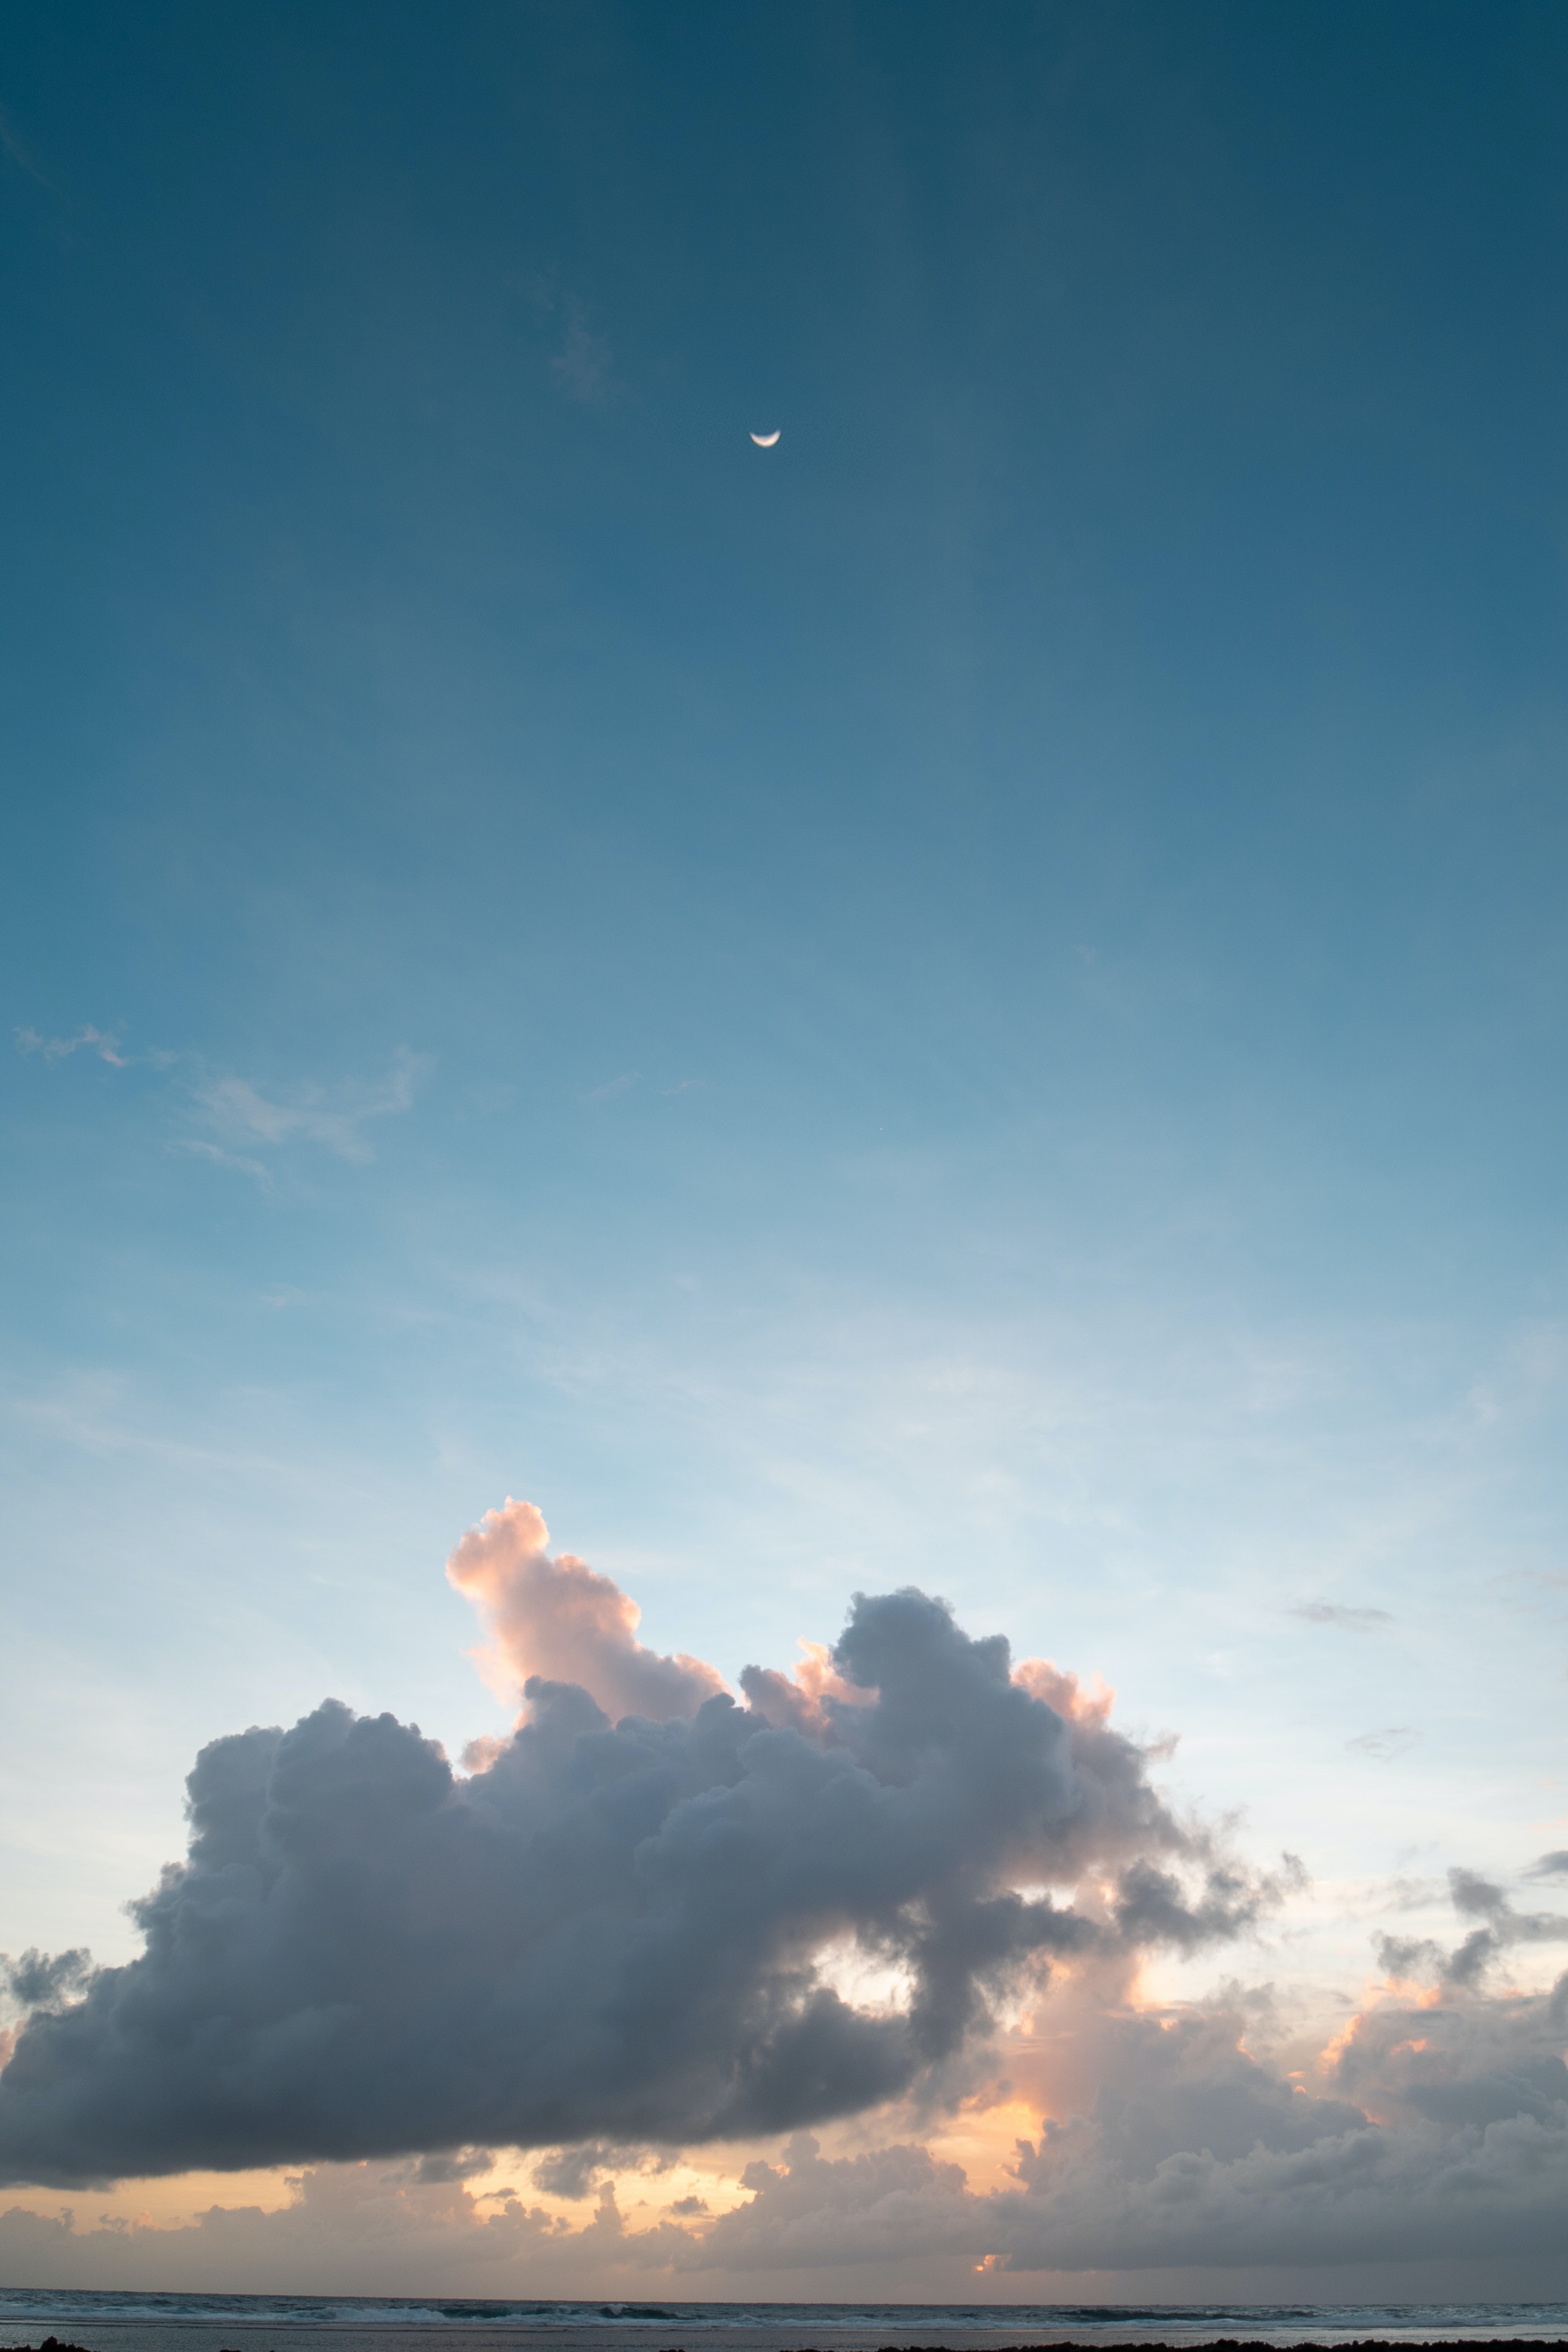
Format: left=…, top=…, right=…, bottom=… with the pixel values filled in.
left=2, top=0, right=1568, bottom=2305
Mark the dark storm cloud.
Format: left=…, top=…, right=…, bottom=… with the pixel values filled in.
left=531, top=2145, right=621, bottom=2200
left=0, top=1586, right=1267, bottom=2188
left=1374, top=1865, right=1568, bottom=1990
left=1, top=1950, right=93, bottom=2012
left=529, top=2139, right=677, bottom=2198
left=676, top=1971, right=1568, bottom=2276
left=1107, top=1855, right=1303, bottom=1952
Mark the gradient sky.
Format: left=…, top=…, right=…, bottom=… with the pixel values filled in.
left=4, top=0, right=1568, bottom=2302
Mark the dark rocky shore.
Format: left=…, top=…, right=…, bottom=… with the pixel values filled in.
left=12, top=2341, right=1568, bottom=2352
left=792, top=2342, right=1568, bottom=2352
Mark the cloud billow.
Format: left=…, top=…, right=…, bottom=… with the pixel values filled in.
left=0, top=1518, right=1261, bottom=2189
left=9, top=1500, right=1560, bottom=2286
left=680, top=1977, right=1568, bottom=2277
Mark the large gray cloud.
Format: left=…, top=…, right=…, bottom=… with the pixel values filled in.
left=702, top=2098, right=1568, bottom=2277
left=0, top=1582, right=1268, bottom=2189
left=991, top=1974, right=1568, bottom=2271
left=678, top=1965, right=1568, bottom=2277
left=2, top=1931, right=1566, bottom=2286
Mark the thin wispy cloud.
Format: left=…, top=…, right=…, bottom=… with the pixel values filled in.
left=187, top=1049, right=424, bottom=1169
left=18, top=1027, right=423, bottom=1172
left=15, top=1024, right=129, bottom=1067
left=512, top=269, right=617, bottom=404
left=1290, top=1600, right=1394, bottom=1631
left=0, top=100, right=57, bottom=195
left=175, top=1137, right=275, bottom=1187
left=551, top=299, right=614, bottom=405
left=1347, top=1726, right=1422, bottom=1760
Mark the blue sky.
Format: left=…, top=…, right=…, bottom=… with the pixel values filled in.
left=4, top=0, right=1568, bottom=2297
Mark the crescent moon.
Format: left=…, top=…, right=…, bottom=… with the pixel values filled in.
left=750, top=430, right=781, bottom=447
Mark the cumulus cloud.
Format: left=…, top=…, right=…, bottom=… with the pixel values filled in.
left=687, top=2133, right=980, bottom=2270
left=0, top=2158, right=574, bottom=2295
left=4, top=1502, right=1564, bottom=2288
left=1289, top=1601, right=1393, bottom=1631
left=0, top=1509, right=1270, bottom=2189
left=675, top=1965, right=1568, bottom=2277
left=995, top=2112, right=1568, bottom=2273
left=986, top=1964, right=1568, bottom=2271
left=4, top=1973, right=1568, bottom=2286
left=17, top=1960, right=1566, bottom=2287
left=446, top=1500, right=726, bottom=1722
left=1, top=1950, right=93, bottom=2013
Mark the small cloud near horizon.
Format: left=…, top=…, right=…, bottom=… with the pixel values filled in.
left=1290, top=1601, right=1394, bottom=1631
left=1348, top=1726, right=1422, bottom=1760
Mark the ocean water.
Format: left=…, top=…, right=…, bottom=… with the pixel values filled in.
left=1, top=2296, right=1566, bottom=2352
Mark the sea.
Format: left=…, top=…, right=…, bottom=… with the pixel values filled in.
left=2, top=2298, right=1566, bottom=2352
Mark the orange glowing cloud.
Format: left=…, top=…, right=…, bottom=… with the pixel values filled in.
left=1011, top=1656, right=1114, bottom=1726
left=446, top=1498, right=727, bottom=1724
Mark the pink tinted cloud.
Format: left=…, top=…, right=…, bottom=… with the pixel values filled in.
left=446, top=1499, right=727, bottom=1725
left=739, top=1639, right=875, bottom=1738
left=1012, top=1656, right=1114, bottom=1727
